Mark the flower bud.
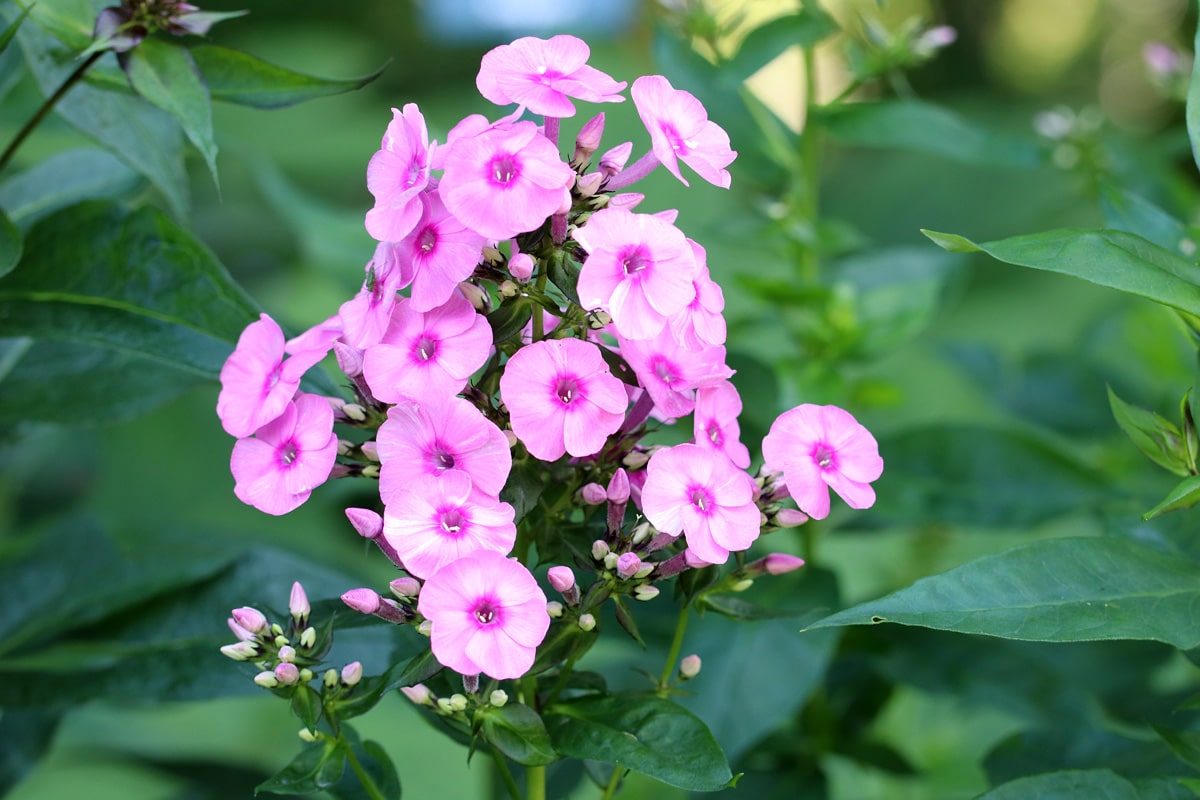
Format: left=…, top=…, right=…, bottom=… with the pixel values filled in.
left=547, top=566, right=575, bottom=593
left=274, top=663, right=300, bottom=685
left=509, top=252, right=535, bottom=281
left=764, top=553, right=806, bottom=575
left=333, top=342, right=364, bottom=378
left=579, top=482, right=607, bottom=505
left=341, top=662, right=363, bottom=687
left=499, top=280, right=520, bottom=298
left=346, top=507, right=383, bottom=540
left=731, top=578, right=754, bottom=592
left=606, top=469, right=631, bottom=505
left=489, top=689, right=509, bottom=708
left=299, top=668, right=314, bottom=683
left=449, top=693, right=469, bottom=712
left=231, top=607, right=268, bottom=635
left=227, top=618, right=255, bottom=642
left=578, top=613, right=597, bottom=632
left=277, top=645, right=297, bottom=663
left=418, top=619, right=433, bottom=636
left=342, top=403, right=368, bottom=422
left=633, top=563, right=655, bottom=580
left=546, top=600, right=564, bottom=618
left=914, top=24, right=956, bottom=57
left=389, top=577, right=421, bottom=599
left=254, top=671, right=279, bottom=689
left=401, top=684, right=433, bottom=705
left=299, top=627, right=316, bottom=649
left=220, top=641, right=259, bottom=661
left=505, top=430, right=520, bottom=448
left=360, top=464, right=381, bottom=479
left=599, top=141, right=632, bottom=178
left=298, top=727, right=319, bottom=743
left=634, top=584, right=660, bottom=601
left=437, top=697, right=455, bottom=713
left=679, top=654, right=702, bottom=680
left=629, top=521, right=652, bottom=545
left=337, top=438, right=356, bottom=457
left=458, top=281, right=491, bottom=312
left=573, top=113, right=605, bottom=166
left=576, top=171, right=604, bottom=197
left=360, top=441, right=380, bottom=461
left=603, top=551, right=619, bottom=571
left=341, top=588, right=382, bottom=615
left=773, top=508, right=809, bottom=528
left=616, top=552, right=642, bottom=579
left=591, top=539, right=610, bottom=560
left=621, top=449, right=650, bottom=470
left=289, top=582, right=310, bottom=623
left=324, top=668, right=338, bottom=688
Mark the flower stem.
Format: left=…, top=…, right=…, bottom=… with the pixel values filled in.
left=599, top=765, right=626, bottom=800
left=657, top=603, right=691, bottom=694
left=343, top=737, right=388, bottom=800
left=0, top=50, right=104, bottom=172
left=490, top=748, right=522, bottom=800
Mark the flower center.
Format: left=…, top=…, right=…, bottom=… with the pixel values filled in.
left=416, top=335, right=438, bottom=361
left=621, top=248, right=649, bottom=275
left=418, top=226, right=437, bottom=253
left=490, top=155, right=518, bottom=185
left=433, top=446, right=456, bottom=471
left=813, top=444, right=834, bottom=469
left=555, top=376, right=578, bottom=405
left=280, top=442, right=298, bottom=466
left=690, top=487, right=712, bottom=513
left=652, top=358, right=679, bottom=385
left=706, top=422, right=723, bottom=446
left=406, top=155, right=424, bottom=188
left=474, top=600, right=497, bottom=625
left=439, top=508, right=464, bottom=535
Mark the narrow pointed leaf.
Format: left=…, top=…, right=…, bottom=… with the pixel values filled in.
left=0, top=1, right=32, bottom=55
left=1108, top=385, right=1191, bottom=477
left=0, top=209, right=19, bottom=279
left=189, top=44, right=386, bottom=109
left=1144, top=476, right=1200, bottom=520
left=922, top=228, right=1200, bottom=317
left=1099, top=183, right=1190, bottom=253
left=806, top=537, right=1200, bottom=649
left=19, top=0, right=92, bottom=51
left=0, top=148, right=141, bottom=227
left=727, top=8, right=838, bottom=84
left=121, top=39, right=218, bottom=186
left=1187, top=5, right=1200, bottom=173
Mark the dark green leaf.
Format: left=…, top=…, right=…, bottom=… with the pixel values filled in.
left=807, top=537, right=1200, bottom=649
left=975, top=768, right=1175, bottom=799
left=0, top=1, right=32, bottom=55
left=0, top=148, right=142, bottom=227
left=120, top=39, right=218, bottom=186
left=597, top=344, right=638, bottom=388
left=529, top=623, right=598, bottom=677
left=1099, top=183, right=1189, bottom=253
left=190, top=44, right=386, bottom=109
left=546, top=693, right=733, bottom=791
left=814, top=101, right=1041, bottom=167
left=501, top=458, right=544, bottom=525
left=1144, top=476, right=1200, bottom=520
left=0, top=209, right=19, bottom=279
left=332, top=648, right=440, bottom=721
left=727, top=8, right=838, bottom=84
left=986, top=727, right=1195, bottom=786
left=0, top=710, right=60, bottom=794
left=1187, top=5, right=1200, bottom=174
left=1156, top=727, right=1200, bottom=773
left=486, top=300, right=532, bottom=346
left=327, top=738, right=401, bottom=800
left=1108, top=385, right=1192, bottom=477
left=922, top=228, right=1200, bottom=318
left=291, top=683, right=323, bottom=731
left=480, top=703, right=559, bottom=766
left=20, top=0, right=92, bottom=51
left=257, top=739, right=344, bottom=795
left=611, top=595, right=645, bottom=647
left=546, top=250, right=580, bottom=306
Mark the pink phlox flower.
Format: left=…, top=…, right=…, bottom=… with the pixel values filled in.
left=429, top=107, right=524, bottom=171
left=376, top=396, right=512, bottom=504
left=418, top=550, right=550, bottom=680
left=218, top=314, right=327, bottom=439
left=640, top=443, right=760, bottom=565
left=616, top=328, right=733, bottom=420
left=231, top=393, right=338, bottom=516
left=631, top=75, right=737, bottom=188
left=339, top=241, right=413, bottom=350
left=285, top=314, right=342, bottom=360
left=397, top=190, right=487, bottom=313
left=668, top=241, right=726, bottom=350
left=477, top=35, right=626, bottom=118
left=693, top=380, right=749, bottom=469
left=365, top=104, right=436, bottom=243
left=363, top=292, right=492, bottom=403
left=382, top=471, right=517, bottom=579
left=440, top=120, right=575, bottom=241
left=574, top=207, right=697, bottom=340
left=500, top=338, right=628, bottom=461
left=761, top=404, right=884, bottom=520
left=598, top=141, right=632, bottom=178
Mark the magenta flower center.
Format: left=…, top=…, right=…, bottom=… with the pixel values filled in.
left=652, top=357, right=679, bottom=385
left=432, top=444, right=456, bottom=471
left=621, top=247, right=650, bottom=275
left=264, top=364, right=282, bottom=393
left=406, top=154, right=424, bottom=187
left=706, top=421, right=723, bottom=446
left=418, top=226, right=438, bottom=253
left=439, top=508, right=464, bottom=535
left=490, top=155, right=519, bottom=185
left=555, top=376, right=579, bottom=405
left=661, top=123, right=689, bottom=154
left=416, top=335, right=438, bottom=361
left=280, top=441, right=298, bottom=466
left=473, top=599, right=498, bottom=625
left=690, top=486, right=713, bottom=514
left=812, top=443, right=835, bottom=469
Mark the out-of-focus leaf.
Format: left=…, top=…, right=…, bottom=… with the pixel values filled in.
left=726, top=8, right=838, bottom=84
left=0, top=148, right=142, bottom=227
left=922, top=228, right=1200, bottom=318
left=869, top=426, right=1109, bottom=527
left=480, top=703, right=559, bottom=766
left=1187, top=6, right=1200, bottom=174
left=20, top=0, right=92, bottom=50
left=807, top=537, right=1200, bottom=649
left=0, top=209, right=19, bottom=279
left=1156, top=727, right=1200, bottom=773
left=985, top=727, right=1195, bottom=786
left=0, top=710, right=61, bottom=795
left=976, top=768, right=1190, bottom=799
left=1143, top=476, right=1200, bottom=520
left=545, top=693, right=734, bottom=791
left=327, top=737, right=401, bottom=800
left=257, top=739, right=344, bottom=795
left=501, top=458, right=544, bottom=525
left=1108, top=385, right=1192, bottom=477
left=0, top=1, right=32, bottom=55
left=120, top=39, right=218, bottom=186
left=189, top=44, right=386, bottom=109
left=814, top=101, right=1041, bottom=167
left=1100, top=183, right=1190, bottom=254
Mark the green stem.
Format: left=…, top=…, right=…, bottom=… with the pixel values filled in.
left=801, top=518, right=820, bottom=564
left=657, top=603, right=691, bottom=693
left=490, top=748, right=522, bottom=800
left=798, top=38, right=821, bottom=286
left=599, top=766, right=626, bottom=800
left=0, top=50, right=103, bottom=172
left=526, top=765, right=546, bottom=800
left=343, top=738, right=388, bottom=800
left=532, top=264, right=549, bottom=342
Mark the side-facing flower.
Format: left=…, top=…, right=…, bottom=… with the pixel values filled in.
left=762, top=404, right=883, bottom=520
left=365, top=104, right=434, bottom=243
left=477, top=34, right=626, bottom=117
left=231, top=393, right=338, bottom=515
left=693, top=380, right=750, bottom=469
left=418, top=551, right=550, bottom=680
left=499, top=338, right=628, bottom=461
left=631, top=75, right=737, bottom=188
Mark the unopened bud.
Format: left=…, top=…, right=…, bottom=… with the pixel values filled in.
left=277, top=645, right=297, bottom=663
left=576, top=171, right=604, bottom=197
left=591, top=539, right=610, bottom=560
left=679, top=654, right=702, bottom=680
left=573, top=112, right=605, bottom=165
left=274, top=634, right=290, bottom=649
left=505, top=430, right=520, bottom=448
left=418, top=619, right=433, bottom=636
left=401, top=684, right=432, bottom=705
left=254, top=671, right=279, bottom=689
left=342, top=403, right=368, bottom=423
left=299, top=668, right=313, bottom=683
left=341, top=662, right=363, bottom=687
left=629, top=521, right=652, bottom=545
left=458, top=281, right=491, bottom=312
left=616, top=552, right=642, bottom=579
left=360, top=441, right=379, bottom=461
left=509, top=252, right=534, bottom=281
left=298, top=728, right=319, bottom=742
left=389, top=577, right=421, bottom=599
left=336, top=438, right=356, bottom=457
left=633, top=563, right=655, bottom=580
left=621, top=449, right=650, bottom=470
left=499, top=280, right=520, bottom=298
left=914, top=24, right=956, bottom=56
left=579, top=482, right=607, bottom=505
left=587, top=309, right=613, bottom=329
left=548, top=565, right=576, bottom=593
left=773, top=509, right=809, bottom=528
left=289, top=582, right=310, bottom=622
left=300, top=627, right=316, bottom=648
left=489, top=689, right=509, bottom=708
left=578, top=613, right=596, bottom=632
left=271, top=623, right=284, bottom=636
left=606, top=469, right=630, bottom=504
left=227, top=618, right=255, bottom=641
left=274, top=662, right=300, bottom=685
left=345, top=507, right=381, bottom=538
left=342, top=588, right=382, bottom=615
left=231, top=607, right=268, bottom=634
left=361, top=464, right=381, bottom=479
left=764, top=553, right=806, bottom=575
left=599, top=141, right=632, bottom=178
left=449, top=693, right=469, bottom=712
left=333, top=342, right=364, bottom=378
left=324, top=669, right=338, bottom=688
left=634, top=584, right=660, bottom=601
left=731, top=578, right=754, bottom=592
left=220, top=641, right=259, bottom=661
left=437, top=697, right=455, bottom=713
left=546, top=600, right=564, bottom=618
left=603, top=552, right=619, bottom=571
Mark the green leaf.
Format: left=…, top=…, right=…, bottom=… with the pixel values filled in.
left=1155, top=727, right=1200, bottom=773
left=1187, top=5, right=1200, bottom=174
left=1143, top=476, right=1200, bottom=520
left=120, top=39, right=218, bottom=187
left=189, top=44, right=386, bottom=109
left=501, top=458, right=544, bottom=525
left=922, top=227, right=1200, bottom=318
left=1099, top=183, right=1189, bottom=254
left=986, top=727, right=1195, bottom=786
left=0, top=148, right=142, bottom=227
left=257, top=739, right=345, bottom=795
left=545, top=693, right=733, bottom=792
left=1108, top=385, right=1192, bottom=477
left=975, top=768, right=1184, bottom=799
left=807, top=537, right=1200, bottom=649
left=726, top=8, right=838, bottom=84
left=546, top=250, right=581, bottom=306
left=611, top=595, right=645, bottom=647
left=19, top=0, right=92, bottom=51
left=0, top=1, right=32, bottom=55
left=291, top=683, right=323, bottom=731
left=813, top=101, right=1041, bottom=167
left=0, top=209, right=19, bottom=279
left=480, top=703, right=559, bottom=766
left=332, top=648, right=441, bottom=722
left=487, top=300, right=532, bottom=346
left=0, top=710, right=60, bottom=795
left=328, top=738, right=402, bottom=800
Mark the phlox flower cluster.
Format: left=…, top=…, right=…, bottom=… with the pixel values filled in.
left=216, top=34, right=882, bottom=685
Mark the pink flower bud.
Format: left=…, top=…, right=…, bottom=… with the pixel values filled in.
left=606, top=468, right=630, bottom=504
left=401, top=684, right=432, bottom=705
left=574, top=113, right=605, bottom=165
left=254, top=671, right=278, bottom=688
left=231, top=607, right=268, bottom=634
left=389, top=577, right=421, bottom=598
left=774, top=508, right=809, bottom=528
left=679, top=654, right=702, bottom=679
left=599, top=141, right=632, bottom=178
left=591, top=539, right=610, bottom=560
left=576, top=172, right=604, bottom=197
left=547, top=566, right=576, bottom=593
left=220, top=641, right=259, bottom=661
left=333, top=342, right=363, bottom=377
left=274, top=662, right=300, bottom=685
left=764, top=553, right=806, bottom=575
left=346, top=507, right=384, bottom=539
left=616, top=552, right=642, bottom=579
left=227, top=618, right=255, bottom=641
left=277, top=645, right=297, bottom=663
left=341, top=662, right=363, bottom=687
left=509, top=252, right=535, bottom=281
left=458, top=281, right=490, bottom=312
left=289, top=582, right=310, bottom=621
left=360, top=441, right=379, bottom=461
left=579, top=482, right=607, bottom=505
left=341, top=588, right=382, bottom=615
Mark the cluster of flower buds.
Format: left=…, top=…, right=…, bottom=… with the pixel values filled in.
left=221, top=582, right=331, bottom=688
left=216, top=34, right=883, bottom=684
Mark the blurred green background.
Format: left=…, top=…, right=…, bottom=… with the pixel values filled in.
left=2, top=0, right=1197, bottom=797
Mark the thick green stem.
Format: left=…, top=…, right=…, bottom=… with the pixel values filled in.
left=599, top=765, right=626, bottom=800
left=490, top=748, right=522, bottom=800
left=0, top=50, right=104, bottom=172
left=798, top=42, right=821, bottom=286
left=343, top=738, right=388, bottom=800
left=657, top=603, right=691, bottom=693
